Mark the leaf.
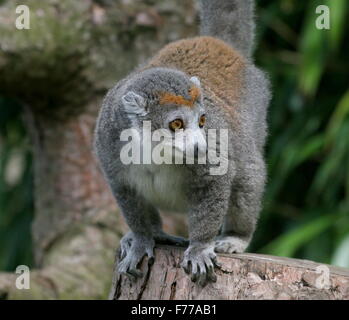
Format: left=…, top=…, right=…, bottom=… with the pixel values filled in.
left=325, top=89, right=349, bottom=145
left=260, top=214, right=338, bottom=257
left=332, top=234, right=349, bottom=268
left=298, top=0, right=328, bottom=97
left=326, top=0, right=348, bottom=52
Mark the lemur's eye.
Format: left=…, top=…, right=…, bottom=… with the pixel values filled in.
left=169, top=119, right=184, bottom=131
left=199, top=114, right=206, bottom=128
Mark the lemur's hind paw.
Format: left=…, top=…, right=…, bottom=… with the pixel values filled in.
left=118, top=232, right=155, bottom=280
left=154, top=231, right=189, bottom=247
left=181, top=242, right=221, bottom=287
left=214, top=236, right=249, bottom=254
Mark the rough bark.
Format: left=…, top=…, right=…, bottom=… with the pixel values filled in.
left=110, top=246, right=349, bottom=300
left=0, top=0, right=196, bottom=299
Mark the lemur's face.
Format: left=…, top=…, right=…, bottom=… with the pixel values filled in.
left=121, top=71, right=207, bottom=162
left=152, top=95, right=207, bottom=161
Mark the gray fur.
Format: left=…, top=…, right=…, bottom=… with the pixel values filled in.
left=199, top=0, right=256, bottom=59
left=94, top=0, right=270, bottom=286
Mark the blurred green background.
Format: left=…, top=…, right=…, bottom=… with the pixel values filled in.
left=1, top=0, right=349, bottom=272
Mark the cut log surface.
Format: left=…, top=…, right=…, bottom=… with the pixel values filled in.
left=110, top=245, right=349, bottom=300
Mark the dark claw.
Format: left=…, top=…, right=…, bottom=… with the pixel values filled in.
left=182, top=261, right=191, bottom=274
left=207, top=265, right=217, bottom=282
left=182, top=245, right=219, bottom=286
left=198, top=271, right=208, bottom=287
left=191, top=265, right=199, bottom=282
left=148, top=256, right=155, bottom=266
left=122, top=271, right=137, bottom=282
left=207, top=271, right=217, bottom=283
left=127, top=269, right=143, bottom=279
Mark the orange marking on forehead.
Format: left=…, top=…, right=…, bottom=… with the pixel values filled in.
left=159, top=86, right=200, bottom=107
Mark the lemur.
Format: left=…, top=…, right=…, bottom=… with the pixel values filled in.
left=94, top=0, right=270, bottom=286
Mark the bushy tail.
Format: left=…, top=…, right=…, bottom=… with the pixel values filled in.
left=199, top=0, right=256, bottom=59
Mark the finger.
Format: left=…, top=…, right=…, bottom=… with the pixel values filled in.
left=146, top=248, right=155, bottom=260
left=123, top=271, right=137, bottom=282
left=117, top=248, right=123, bottom=260
left=127, top=268, right=143, bottom=279
left=198, top=272, right=208, bottom=287
left=191, top=263, right=199, bottom=282
left=130, top=253, right=145, bottom=270
left=118, top=260, right=128, bottom=274
left=210, top=254, right=222, bottom=269
left=181, top=260, right=191, bottom=274
left=207, top=266, right=217, bottom=282
left=120, top=240, right=131, bottom=259
left=128, top=256, right=144, bottom=279
left=120, top=248, right=127, bottom=261
left=119, top=262, right=136, bottom=280
left=204, top=258, right=217, bottom=283
left=198, top=263, right=208, bottom=287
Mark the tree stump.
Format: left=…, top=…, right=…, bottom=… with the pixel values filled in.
left=110, top=245, right=349, bottom=300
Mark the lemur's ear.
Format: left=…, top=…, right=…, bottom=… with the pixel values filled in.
left=122, top=91, right=148, bottom=116
left=190, top=76, right=201, bottom=87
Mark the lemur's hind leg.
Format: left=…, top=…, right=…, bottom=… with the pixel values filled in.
left=215, top=159, right=265, bottom=254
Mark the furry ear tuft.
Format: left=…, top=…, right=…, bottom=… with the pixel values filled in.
left=190, top=76, right=201, bottom=87
left=122, top=91, right=148, bottom=116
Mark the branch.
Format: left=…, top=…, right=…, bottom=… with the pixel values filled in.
left=110, top=246, right=349, bottom=300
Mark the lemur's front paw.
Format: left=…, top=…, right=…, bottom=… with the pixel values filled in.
left=214, top=236, right=249, bottom=254
left=181, top=242, right=221, bottom=287
left=118, top=232, right=155, bottom=280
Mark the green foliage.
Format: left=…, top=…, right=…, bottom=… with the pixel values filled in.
left=260, top=213, right=338, bottom=257
left=332, top=234, right=349, bottom=267
left=0, top=98, right=34, bottom=271
left=0, top=0, right=348, bottom=270
left=251, top=0, right=349, bottom=268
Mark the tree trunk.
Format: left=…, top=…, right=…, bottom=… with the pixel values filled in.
left=0, top=0, right=196, bottom=299
left=110, top=246, right=349, bottom=300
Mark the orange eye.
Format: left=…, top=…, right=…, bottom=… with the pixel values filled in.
left=169, top=119, right=184, bottom=131
left=199, top=115, right=206, bottom=128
